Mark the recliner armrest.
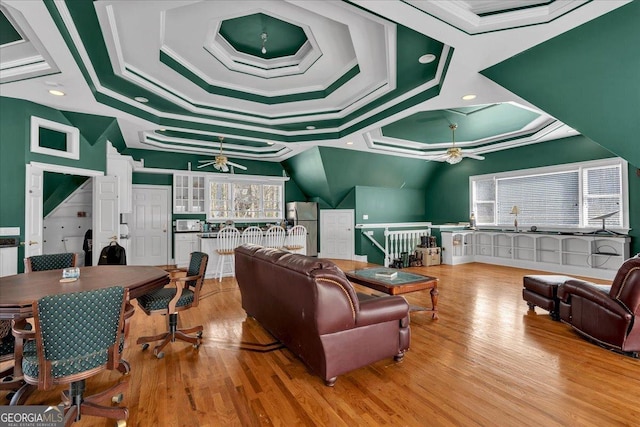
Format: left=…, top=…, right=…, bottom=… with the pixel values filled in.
left=356, top=296, right=409, bottom=327
left=559, top=279, right=629, bottom=318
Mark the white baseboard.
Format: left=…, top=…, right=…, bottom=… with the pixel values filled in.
left=353, top=254, right=368, bottom=262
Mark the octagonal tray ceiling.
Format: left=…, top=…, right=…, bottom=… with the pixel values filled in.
left=0, top=0, right=628, bottom=165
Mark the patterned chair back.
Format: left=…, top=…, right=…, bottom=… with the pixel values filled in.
left=185, top=252, right=209, bottom=292
left=242, top=226, right=264, bottom=246
left=25, top=252, right=77, bottom=272
left=31, top=286, right=126, bottom=376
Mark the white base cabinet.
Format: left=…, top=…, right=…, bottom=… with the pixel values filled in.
left=0, top=247, right=18, bottom=277
left=174, top=233, right=201, bottom=268
left=441, top=230, right=630, bottom=280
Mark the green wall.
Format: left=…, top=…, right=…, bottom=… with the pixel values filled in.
left=481, top=0, right=640, bottom=168
left=354, top=186, right=428, bottom=265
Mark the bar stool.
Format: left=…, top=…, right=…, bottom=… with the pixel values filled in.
left=215, top=226, right=240, bottom=282
left=264, top=226, right=286, bottom=249
left=284, top=225, right=307, bottom=254
left=242, top=226, right=264, bottom=246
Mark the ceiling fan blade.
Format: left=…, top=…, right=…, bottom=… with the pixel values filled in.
left=197, top=160, right=215, bottom=168
left=464, top=153, right=485, bottom=160
left=226, top=161, right=247, bottom=170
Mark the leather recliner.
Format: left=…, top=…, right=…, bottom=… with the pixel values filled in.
left=235, top=244, right=411, bottom=386
left=558, top=257, right=640, bottom=355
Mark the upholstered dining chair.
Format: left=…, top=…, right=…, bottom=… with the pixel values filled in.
left=0, top=320, right=30, bottom=400
left=284, top=225, right=307, bottom=254
left=24, top=252, right=77, bottom=272
left=264, top=225, right=286, bottom=249
left=242, top=226, right=264, bottom=246
left=215, top=226, right=240, bottom=282
left=13, top=286, right=129, bottom=426
left=136, top=252, right=208, bottom=359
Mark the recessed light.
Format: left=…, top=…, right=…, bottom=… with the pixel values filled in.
left=159, top=128, right=166, bottom=132
left=306, top=125, right=316, bottom=130
left=134, top=96, right=149, bottom=103
left=346, top=141, right=354, bottom=145
left=418, top=54, right=436, bottom=64
left=462, top=94, right=476, bottom=101
left=48, top=89, right=65, bottom=96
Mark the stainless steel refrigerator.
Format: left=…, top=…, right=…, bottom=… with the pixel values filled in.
left=286, top=202, right=318, bottom=256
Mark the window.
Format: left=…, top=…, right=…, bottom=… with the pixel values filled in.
left=207, top=178, right=284, bottom=221
left=470, top=158, right=628, bottom=230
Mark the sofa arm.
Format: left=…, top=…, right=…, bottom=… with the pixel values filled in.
left=356, top=296, right=409, bottom=328
left=559, top=279, right=629, bottom=318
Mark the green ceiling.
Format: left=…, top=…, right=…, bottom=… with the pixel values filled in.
left=382, top=104, right=541, bottom=144
left=219, top=13, right=307, bottom=59
left=481, top=0, right=640, bottom=169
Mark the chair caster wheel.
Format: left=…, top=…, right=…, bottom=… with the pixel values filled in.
left=155, top=351, right=164, bottom=359
left=115, top=420, right=127, bottom=427
left=112, top=393, right=123, bottom=404
left=193, top=343, right=200, bottom=349
left=141, top=343, right=149, bottom=351
left=196, top=331, right=203, bottom=338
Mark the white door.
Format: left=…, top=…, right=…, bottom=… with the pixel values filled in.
left=93, top=176, right=119, bottom=265
left=320, top=209, right=354, bottom=260
left=24, top=164, right=44, bottom=258
left=129, top=185, right=170, bottom=266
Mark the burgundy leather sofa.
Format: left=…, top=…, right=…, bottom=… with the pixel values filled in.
left=235, top=244, right=411, bottom=386
left=558, top=257, right=640, bottom=356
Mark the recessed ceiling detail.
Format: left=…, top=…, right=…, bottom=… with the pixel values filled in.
left=403, top=0, right=590, bottom=34
left=365, top=103, right=562, bottom=161
left=3, top=0, right=621, bottom=165
left=46, top=0, right=447, bottom=149
left=0, top=3, right=59, bottom=83
left=218, top=13, right=307, bottom=60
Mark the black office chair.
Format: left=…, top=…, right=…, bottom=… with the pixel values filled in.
left=136, top=252, right=208, bottom=359
left=13, top=286, right=129, bottom=426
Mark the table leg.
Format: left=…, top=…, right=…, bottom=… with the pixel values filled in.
left=430, top=286, right=439, bottom=319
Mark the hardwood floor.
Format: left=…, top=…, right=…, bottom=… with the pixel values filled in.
left=3, top=261, right=639, bottom=426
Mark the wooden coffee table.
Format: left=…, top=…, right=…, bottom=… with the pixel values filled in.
left=345, top=268, right=439, bottom=319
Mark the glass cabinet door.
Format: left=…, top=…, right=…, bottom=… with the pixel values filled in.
left=191, top=176, right=205, bottom=212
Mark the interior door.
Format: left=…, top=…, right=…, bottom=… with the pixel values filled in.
left=24, top=164, right=44, bottom=258
left=93, top=175, right=119, bottom=265
left=128, top=185, right=170, bottom=266
left=319, top=209, right=354, bottom=260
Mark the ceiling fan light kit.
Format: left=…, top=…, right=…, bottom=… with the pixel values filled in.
left=197, top=137, right=248, bottom=172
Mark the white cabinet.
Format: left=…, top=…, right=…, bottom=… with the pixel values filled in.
left=174, top=233, right=201, bottom=267
left=446, top=230, right=630, bottom=280
left=0, top=246, right=18, bottom=277
left=442, top=231, right=474, bottom=265
left=173, top=174, right=205, bottom=214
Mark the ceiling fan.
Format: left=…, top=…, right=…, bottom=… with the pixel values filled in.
left=197, top=137, right=247, bottom=172
left=436, top=123, right=485, bottom=164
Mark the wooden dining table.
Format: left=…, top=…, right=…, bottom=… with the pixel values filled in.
left=0, top=265, right=170, bottom=320
left=0, top=265, right=170, bottom=405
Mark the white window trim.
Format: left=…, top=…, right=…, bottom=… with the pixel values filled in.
left=469, top=157, right=629, bottom=232
left=30, top=116, right=80, bottom=160
left=206, top=175, right=286, bottom=222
